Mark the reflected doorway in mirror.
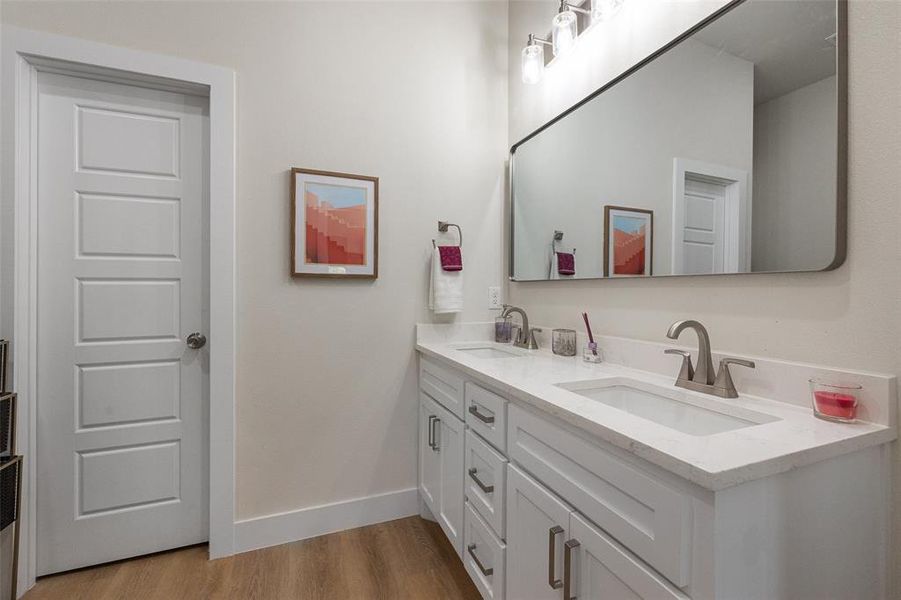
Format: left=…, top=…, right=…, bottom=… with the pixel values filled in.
left=603, top=206, right=653, bottom=277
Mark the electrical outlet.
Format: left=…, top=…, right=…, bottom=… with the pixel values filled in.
left=488, top=286, right=502, bottom=309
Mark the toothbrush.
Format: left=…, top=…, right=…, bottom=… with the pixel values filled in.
left=582, top=312, right=598, bottom=355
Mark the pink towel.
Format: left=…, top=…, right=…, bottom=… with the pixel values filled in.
left=438, top=246, right=463, bottom=271
left=557, top=252, right=575, bottom=275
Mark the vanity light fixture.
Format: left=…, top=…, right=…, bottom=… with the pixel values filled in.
left=522, top=34, right=552, bottom=84
left=521, top=0, right=628, bottom=85
left=552, top=0, right=589, bottom=57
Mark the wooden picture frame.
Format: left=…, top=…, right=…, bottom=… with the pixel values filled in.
left=603, top=205, right=654, bottom=277
left=290, top=168, right=379, bottom=279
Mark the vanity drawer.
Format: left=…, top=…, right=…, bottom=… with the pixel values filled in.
left=464, top=501, right=506, bottom=600
left=507, top=404, right=692, bottom=588
left=465, top=382, right=506, bottom=452
left=420, top=357, right=465, bottom=419
left=465, top=429, right=507, bottom=538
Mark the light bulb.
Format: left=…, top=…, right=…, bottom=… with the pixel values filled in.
left=521, top=44, right=545, bottom=84
left=591, top=0, right=624, bottom=23
left=552, top=9, right=578, bottom=57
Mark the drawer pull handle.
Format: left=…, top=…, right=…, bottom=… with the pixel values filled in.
left=427, top=415, right=436, bottom=449
left=467, top=544, right=494, bottom=577
left=469, top=404, right=495, bottom=424
left=548, top=525, right=564, bottom=590
left=564, top=538, right=580, bottom=600
left=468, top=468, right=494, bottom=493
left=430, top=416, right=441, bottom=452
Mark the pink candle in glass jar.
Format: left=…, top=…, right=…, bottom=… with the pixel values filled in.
left=813, top=391, right=857, bottom=420
left=809, top=379, right=861, bottom=423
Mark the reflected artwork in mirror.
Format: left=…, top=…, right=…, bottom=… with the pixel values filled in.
left=510, top=0, right=846, bottom=281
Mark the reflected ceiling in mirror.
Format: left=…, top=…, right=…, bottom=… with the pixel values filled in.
left=510, top=0, right=845, bottom=281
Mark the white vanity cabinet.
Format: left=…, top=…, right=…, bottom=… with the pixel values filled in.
left=507, top=463, right=685, bottom=600
left=464, top=429, right=507, bottom=537
left=417, top=352, right=890, bottom=600
left=421, top=357, right=466, bottom=419
left=507, top=404, right=692, bottom=587
left=419, top=391, right=465, bottom=557
left=569, top=510, right=687, bottom=600
left=506, top=463, right=573, bottom=600
left=465, top=381, right=507, bottom=452
left=464, top=502, right=507, bottom=600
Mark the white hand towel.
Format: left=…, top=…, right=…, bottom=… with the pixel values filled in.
left=549, top=247, right=560, bottom=280
left=429, top=247, right=464, bottom=314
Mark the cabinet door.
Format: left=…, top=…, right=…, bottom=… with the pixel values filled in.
left=435, top=401, right=465, bottom=557
left=506, top=464, right=572, bottom=600
left=567, top=512, right=687, bottom=600
left=419, top=393, right=441, bottom=514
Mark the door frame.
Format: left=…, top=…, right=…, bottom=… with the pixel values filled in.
left=1, top=26, right=237, bottom=595
left=671, top=157, right=751, bottom=275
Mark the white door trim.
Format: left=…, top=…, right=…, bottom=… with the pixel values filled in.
left=1, top=26, right=237, bottom=596
left=671, top=157, right=751, bottom=275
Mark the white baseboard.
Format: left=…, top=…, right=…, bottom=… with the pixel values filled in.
left=233, top=487, right=420, bottom=554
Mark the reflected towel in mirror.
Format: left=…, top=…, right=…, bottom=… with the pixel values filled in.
left=550, top=250, right=575, bottom=279
left=557, top=252, right=575, bottom=275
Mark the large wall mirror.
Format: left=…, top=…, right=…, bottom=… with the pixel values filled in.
left=510, top=0, right=846, bottom=281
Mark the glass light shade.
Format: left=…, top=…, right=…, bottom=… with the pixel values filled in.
left=552, top=10, right=578, bottom=57
left=591, top=0, right=624, bottom=23
left=521, top=44, right=545, bottom=84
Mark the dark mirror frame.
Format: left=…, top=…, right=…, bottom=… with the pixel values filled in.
left=509, top=0, right=847, bottom=281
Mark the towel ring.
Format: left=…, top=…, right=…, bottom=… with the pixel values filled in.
left=551, top=231, right=575, bottom=254
left=432, top=221, right=462, bottom=248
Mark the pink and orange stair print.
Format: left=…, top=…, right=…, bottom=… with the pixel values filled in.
left=305, top=191, right=366, bottom=265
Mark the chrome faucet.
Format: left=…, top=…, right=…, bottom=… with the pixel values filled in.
left=501, top=304, right=541, bottom=350
left=665, top=320, right=755, bottom=398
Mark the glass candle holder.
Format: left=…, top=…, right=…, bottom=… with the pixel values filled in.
left=495, top=316, right=513, bottom=344
left=809, top=379, right=861, bottom=423
left=552, top=329, right=577, bottom=357
left=582, top=342, right=602, bottom=363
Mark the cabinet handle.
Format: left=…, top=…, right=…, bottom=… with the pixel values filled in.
left=467, top=544, right=494, bottom=577
left=468, top=468, right=494, bottom=493
left=431, top=416, right=441, bottom=452
left=468, top=404, right=495, bottom=424
left=548, top=525, right=564, bottom=590
left=564, top=538, right=580, bottom=600
left=427, top=415, right=436, bottom=449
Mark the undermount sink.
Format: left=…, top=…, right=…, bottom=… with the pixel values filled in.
left=455, top=344, right=524, bottom=359
left=556, top=378, right=778, bottom=436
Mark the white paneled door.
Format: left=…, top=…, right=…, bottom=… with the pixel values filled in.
left=35, top=72, right=208, bottom=575
left=678, top=176, right=727, bottom=275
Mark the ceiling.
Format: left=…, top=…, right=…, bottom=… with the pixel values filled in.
left=693, top=0, right=837, bottom=104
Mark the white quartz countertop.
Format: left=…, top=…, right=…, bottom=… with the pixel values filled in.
left=416, top=339, right=896, bottom=491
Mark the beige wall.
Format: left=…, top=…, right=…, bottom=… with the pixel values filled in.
left=509, top=0, right=900, bottom=584
left=0, top=1, right=509, bottom=520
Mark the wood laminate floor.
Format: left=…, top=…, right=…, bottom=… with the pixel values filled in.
left=23, top=517, right=480, bottom=600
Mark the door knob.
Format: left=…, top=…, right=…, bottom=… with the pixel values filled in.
left=186, top=332, right=207, bottom=349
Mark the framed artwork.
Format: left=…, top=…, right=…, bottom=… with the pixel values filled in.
left=604, top=206, right=653, bottom=277
left=291, top=168, right=379, bottom=278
